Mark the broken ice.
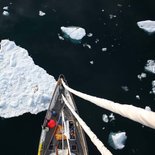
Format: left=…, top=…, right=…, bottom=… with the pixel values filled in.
left=108, top=131, right=127, bottom=150
left=137, top=20, right=155, bottom=34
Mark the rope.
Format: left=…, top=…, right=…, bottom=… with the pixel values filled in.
left=61, top=79, right=155, bottom=129
left=62, top=95, right=112, bottom=155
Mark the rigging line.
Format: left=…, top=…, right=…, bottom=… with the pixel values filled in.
left=61, top=79, right=155, bottom=129
left=62, top=111, right=71, bottom=155
left=62, top=94, right=113, bottom=155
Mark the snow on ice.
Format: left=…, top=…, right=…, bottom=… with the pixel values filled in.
left=137, top=20, right=155, bottom=33
left=108, top=131, right=127, bottom=150
left=61, top=26, right=86, bottom=41
left=0, top=40, right=56, bottom=118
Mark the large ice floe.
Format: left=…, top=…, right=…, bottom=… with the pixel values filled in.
left=137, top=20, right=155, bottom=33
left=0, top=40, right=56, bottom=118
left=108, top=131, right=127, bottom=150
left=61, top=26, right=86, bottom=42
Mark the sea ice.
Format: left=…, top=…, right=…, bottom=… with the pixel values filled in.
left=39, top=11, right=46, bottom=16
left=0, top=40, right=56, bottom=118
left=101, top=48, right=107, bottom=52
left=2, top=11, right=9, bottom=16
left=102, top=114, right=109, bottom=123
left=108, top=131, right=127, bottom=150
left=137, top=72, right=147, bottom=80
left=145, top=60, right=155, bottom=74
left=137, top=20, right=155, bottom=33
left=61, top=26, right=86, bottom=41
left=3, top=6, right=9, bottom=10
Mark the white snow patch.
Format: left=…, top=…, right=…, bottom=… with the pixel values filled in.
left=137, top=20, right=155, bottom=33
left=108, top=131, right=127, bottom=150
left=61, top=26, right=86, bottom=40
left=145, top=60, right=155, bottom=74
left=0, top=40, right=56, bottom=118
left=2, top=11, right=9, bottom=16
left=39, top=11, right=46, bottom=16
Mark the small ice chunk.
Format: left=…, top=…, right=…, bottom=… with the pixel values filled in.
left=102, top=114, right=109, bottom=123
left=3, top=6, right=9, bottom=10
left=39, top=11, right=46, bottom=16
left=108, top=131, right=127, bottom=150
left=89, top=61, right=93, bottom=64
left=136, top=95, right=140, bottom=100
left=101, top=48, right=107, bottom=52
left=145, top=106, right=151, bottom=111
left=83, top=43, right=91, bottom=49
left=117, top=4, right=123, bottom=7
left=61, top=26, right=86, bottom=40
left=87, top=33, right=93, bottom=37
left=145, top=60, right=155, bottom=74
left=109, top=14, right=117, bottom=19
left=58, top=33, right=64, bottom=40
left=137, top=72, right=147, bottom=80
left=137, top=20, right=155, bottom=33
left=109, top=113, right=115, bottom=122
left=2, top=11, right=9, bottom=16
left=121, top=86, right=129, bottom=92
left=95, top=39, right=99, bottom=44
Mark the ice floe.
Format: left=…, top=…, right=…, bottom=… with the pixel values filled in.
left=0, top=40, right=56, bottom=118
left=145, top=60, right=155, bottom=74
left=108, top=131, right=127, bottom=150
left=61, top=26, right=86, bottom=41
left=137, top=20, right=155, bottom=33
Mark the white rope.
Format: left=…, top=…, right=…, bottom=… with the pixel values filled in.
left=62, top=95, right=112, bottom=155
left=61, top=79, right=155, bottom=129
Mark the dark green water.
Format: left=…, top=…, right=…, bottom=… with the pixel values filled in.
left=0, top=0, right=155, bottom=154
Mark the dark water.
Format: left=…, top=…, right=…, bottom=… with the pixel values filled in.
left=0, top=0, right=155, bottom=155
